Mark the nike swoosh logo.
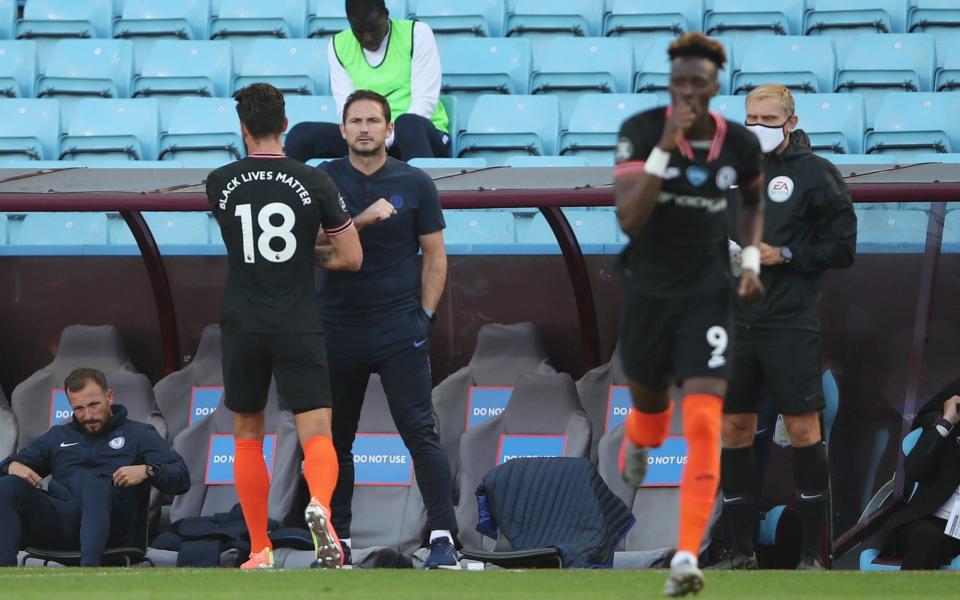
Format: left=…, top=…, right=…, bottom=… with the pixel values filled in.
left=722, top=496, right=742, bottom=504
left=59, top=442, right=79, bottom=447
left=800, top=493, right=824, bottom=501
left=413, top=339, right=428, bottom=348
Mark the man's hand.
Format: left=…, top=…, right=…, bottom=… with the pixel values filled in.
left=659, top=102, right=696, bottom=151
left=113, top=465, right=148, bottom=488
left=8, top=461, right=42, bottom=487
left=357, top=198, right=397, bottom=227
left=943, top=395, right=960, bottom=425
left=760, top=243, right=785, bottom=266
left=738, top=270, right=764, bottom=303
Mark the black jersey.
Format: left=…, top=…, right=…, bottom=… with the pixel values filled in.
left=207, top=153, right=353, bottom=334
left=614, top=107, right=763, bottom=298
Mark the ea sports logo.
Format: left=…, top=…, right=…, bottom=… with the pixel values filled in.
left=767, top=176, right=794, bottom=203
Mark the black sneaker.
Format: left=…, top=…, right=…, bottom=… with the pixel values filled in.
left=425, top=536, right=461, bottom=570
left=796, top=552, right=825, bottom=571
left=706, top=550, right=758, bottom=570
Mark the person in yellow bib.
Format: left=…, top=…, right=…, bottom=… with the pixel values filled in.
left=286, top=0, right=450, bottom=162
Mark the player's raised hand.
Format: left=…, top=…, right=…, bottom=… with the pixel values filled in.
left=737, top=270, right=764, bottom=303
left=659, top=101, right=697, bottom=151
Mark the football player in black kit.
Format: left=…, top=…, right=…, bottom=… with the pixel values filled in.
left=206, top=83, right=363, bottom=570
left=613, top=33, right=765, bottom=597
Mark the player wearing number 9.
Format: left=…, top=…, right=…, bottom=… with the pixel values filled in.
left=205, top=83, right=363, bottom=570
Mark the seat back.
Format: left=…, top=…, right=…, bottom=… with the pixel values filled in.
left=154, top=325, right=224, bottom=442
left=0, top=0, right=14, bottom=40
left=864, top=92, right=960, bottom=157
left=412, top=0, right=506, bottom=41
left=18, top=0, right=114, bottom=38
left=454, top=372, right=591, bottom=550
left=576, top=345, right=629, bottom=461
left=603, top=0, right=703, bottom=46
left=733, top=35, right=836, bottom=95
left=211, top=0, right=308, bottom=65
left=635, top=36, right=733, bottom=101
left=170, top=387, right=301, bottom=523
left=0, top=386, right=18, bottom=459
left=792, top=93, right=866, bottom=154
left=559, top=93, right=658, bottom=160
left=936, top=42, right=960, bottom=92
left=0, top=98, right=60, bottom=162
left=306, top=0, right=407, bottom=39
left=159, top=97, right=244, bottom=167
left=60, top=98, right=160, bottom=163
left=283, top=95, right=339, bottom=141
left=835, top=33, right=936, bottom=123
left=457, top=94, right=559, bottom=165
left=855, top=208, right=930, bottom=253
left=36, top=39, right=135, bottom=126
left=349, top=375, right=428, bottom=553
left=433, top=322, right=554, bottom=492
left=703, top=0, right=804, bottom=60
left=442, top=209, right=516, bottom=246
left=520, top=209, right=619, bottom=251
left=805, top=0, right=910, bottom=59
left=0, top=41, right=38, bottom=98
left=115, top=0, right=211, bottom=40
left=909, top=0, right=960, bottom=48
left=530, top=37, right=634, bottom=128
left=16, top=212, right=109, bottom=246
left=232, top=38, right=328, bottom=96
left=440, top=37, right=532, bottom=124
left=710, top=94, right=747, bottom=125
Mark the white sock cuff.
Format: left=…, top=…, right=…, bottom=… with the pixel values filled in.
left=429, top=530, right=453, bottom=543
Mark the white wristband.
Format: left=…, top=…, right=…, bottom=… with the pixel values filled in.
left=741, top=245, right=761, bottom=274
left=644, top=146, right=670, bottom=178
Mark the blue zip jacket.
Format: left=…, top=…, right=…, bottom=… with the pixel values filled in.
left=0, top=405, right=190, bottom=502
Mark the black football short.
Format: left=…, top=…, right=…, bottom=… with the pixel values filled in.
left=724, top=327, right=824, bottom=415
left=221, top=331, right=333, bottom=414
left=619, top=288, right=733, bottom=391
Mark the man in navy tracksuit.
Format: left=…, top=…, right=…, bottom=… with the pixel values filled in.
left=0, top=368, right=189, bottom=566
left=314, top=90, right=458, bottom=569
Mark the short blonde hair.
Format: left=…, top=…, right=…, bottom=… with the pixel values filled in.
left=745, top=84, right=795, bottom=117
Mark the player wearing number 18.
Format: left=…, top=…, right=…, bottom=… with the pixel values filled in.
left=613, top=33, right=765, bottom=597
left=206, top=83, right=363, bottom=570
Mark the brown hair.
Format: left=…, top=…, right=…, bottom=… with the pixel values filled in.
left=342, top=89, right=392, bottom=124
left=668, top=32, right=727, bottom=70
left=233, top=83, right=286, bottom=139
left=64, top=368, right=108, bottom=393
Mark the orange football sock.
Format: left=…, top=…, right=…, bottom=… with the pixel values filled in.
left=303, top=434, right=339, bottom=508
left=677, top=394, right=723, bottom=556
left=234, top=438, right=272, bottom=552
left=624, top=400, right=674, bottom=448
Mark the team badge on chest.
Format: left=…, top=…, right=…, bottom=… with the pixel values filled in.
left=109, top=436, right=125, bottom=450
left=686, top=166, right=709, bottom=187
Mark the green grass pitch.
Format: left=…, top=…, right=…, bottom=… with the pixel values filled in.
left=0, top=569, right=955, bottom=599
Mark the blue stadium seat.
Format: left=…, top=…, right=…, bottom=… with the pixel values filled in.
left=284, top=95, right=339, bottom=140
left=702, top=0, right=804, bottom=59
left=440, top=37, right=532, bottom=126
left=635, top=36, right=733, bottom=100
left=408, top=157, right=488, bottom=169
left=909, top=0, right=960, bottom=49
left=441, top=94, right=459, bottom=153
left=855, top=208, right=929, bottom=253
left=732, top=36, right=836, bottom=95
left=36, top=40, right=135, bottom=126
left=602, top=0, right=703, bottom=44
left=709, top=94, right=746, bottom=124
left=504, top=0, right=604, bottom=62
left=442, top=209, right=515, bottom=248
left=0, top=41, right=37, bottom=98
left=17, top=0, right=115, bottom=70
left=132, top=40, right=233, bottom=130
left=0, top=0, right=16, bottom=40
left=936, top=41, right=960, bottom=92
left=210, top=0, right=308, bottom=65
left=559, top=93, right=659, bottom=163
left=16, top=212, right=108, bottom=246
left=805, top=0, right=911, bottom=60
left=0, top=213, right=7, bottom=244
left=159, top=97, right=243, bottom=167
left=114, top=0, right=213, bottom=68
left=793, top=93, right=866, bottom=154
left=306, top=0, right=407, bottom=39
left=505, top=155, right=590, bottom=167
left=110, top=211, right=211, bottom=246
left=943, top=208, right=960, bottom=253
left=913, top=152, right=960, bottom=164
left=530, top=37, right=634, bottom=128
left=457, top=94, right=560, bottom=166
left=59, top=99, right=160, bottom=163
left=412, top=0, right=506, bottom=42
left=0, top=98, right=60, bottom=161
left=864, top=92, right=960, bottom=157
left=521, top=210, right=619, bottom=252
left=232, top=39, right=328, bottom=96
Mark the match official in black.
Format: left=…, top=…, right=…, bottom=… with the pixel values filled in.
left=315, top=90, right=458, bottom=569
left=718, top=84, right=857, bottom=570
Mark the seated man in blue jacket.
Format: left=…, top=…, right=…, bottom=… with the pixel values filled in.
left=0, top=367, right=190, bottom=566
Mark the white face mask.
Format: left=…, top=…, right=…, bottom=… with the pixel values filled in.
left=746, top=122, right=788, bottom=154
